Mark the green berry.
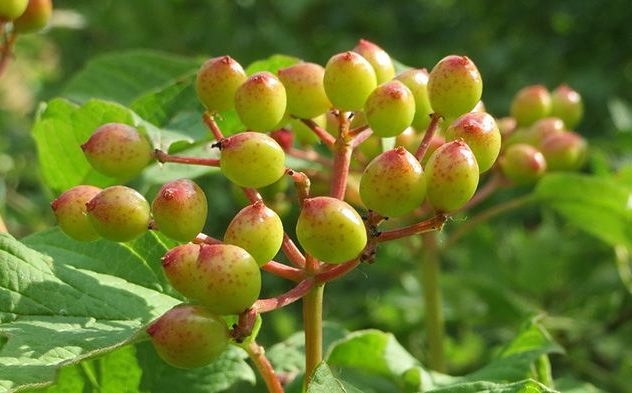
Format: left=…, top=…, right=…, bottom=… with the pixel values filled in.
left=296, top=197, right=367, bottom=264
left=352, top=39, right=395, bottom=84
left=420, top=134, right=446, bottom=166
left=0, top=0, right=28, bottom=20
left=427, top=55, right=483, bottom=118
left=195, top=244, right=261, bottom=315
left=395, top=127, right=422, bottom=153
left=396, top=68, right=433, bottom=130
left=324, top=51, right=377, bottom=111
left=51, top=185, right=102, bottom=242
left=81, top=123, right=153, bottom=180
left=425, top=140, right=479, bottom=213
left=360, top=147, right=426, bottom=217
left=162, top=244, right=203, bottom=299
left=86, top=186, right=151, bottom=242
left=550, top=84, right=583, bottom=129
left=510, top=85, right=551, bottom=127
left=196, top=56, right=247, bottom=113
left=539, top=131, right=587, bottom=171
left=444, top=112, right=501, bottom=173
left=13, top=0, right=51, bottom=32
left=235, top=72, right=287, bottom=132
left=290, top=114, right=327, bottom=146
left=527, top=117, right=566, bottom=146
left=152, top=179, right=208, bottom=242
left=224, top=201, right=283, bottom=266
left=147, top=305, right=229, bottom=369
left=356, top=134, right=382, bottom=163
left=499, top=144, right=547, bottom=185
left=220, top=132, right=286, bottom=188
left=278, top=62, right=331, bottom=119
left=364, top=80, right=415, bottom=138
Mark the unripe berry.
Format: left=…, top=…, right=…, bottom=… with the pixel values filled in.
left=425, top=140, right=479, bottom=213
left=360, top=147, right=426, bottom=217
left=162, top=244, right=203, bottom=300
left=395, top=127, right=422, bottom=153
left=550, top=84, right=583, bottom=129
left=539, top=132, right=587, bottom=171
left=356, top=134, right=382, bottom=163
left=527, top=117, right=566, bottom=146
left=51, top=185, right=102, bottom=242
left=352, top=39, right=395, bottom=84
left=220, top=132, right=286, bottom=188
left=81, top=123, right=153, bottom=180
left=147, top=305, right=229, bottom=369
left=510, top=85, right=551, bottom=127
left=278, top=63, right=331, bottom=119
left=235, top=72, right=287, bottom=132
left=152, top=179, right=208, bottom=242
left=499, top=144, right=547, bottom=185
left=86, top=186, right=151, bottom=242
left=0, top=0, right=28, bottom=21
left=296, top=197, right=367, bottom=264
left=364, top=80, right=415, bottom=138
left=195, top=244, right=261, bottom=315
left=444, top=112, right=501, bottom=173
left=269, top=128, right=294, bottom=150
left=396, top=68, right=433, bottom=131
left=427, top=55, right=483, bottom=118
left=12, top=0, right=51, bottom=33
left=224, top=201, right=283, bottom=266
left=324, top=51, right=377, bottom=111
left=195, top=56, right=247, bottom=113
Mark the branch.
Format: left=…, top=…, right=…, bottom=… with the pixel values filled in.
left=281, top=233, right=306, bottom=268
left=299, top=118, right=335, bottom=147
left=330, top=140, right=352, bottom=200
left=414, top=113, right=442, bottom=161
left=254, top=279, right=315, bottom=313
left=262, top=261, right=304, bottom=282
left=351, top=128, right=374, bottom=149
left=245, top=341, right=285, bottom=393
left=316, top=259, right=360, bottom=283
left=348, top=124, right=369, bottom=137
left=286, top=168, right=310, bottom=206
left=376, top=214, right=447, bottom=243
left=154, top=149, right=220, bottom=167
left=202, top=112, right=224, bottom=140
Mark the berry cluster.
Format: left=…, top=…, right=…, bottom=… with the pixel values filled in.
left=0, top=0, right=52, bottom=33
left=50, top=39, right=586, bottom=382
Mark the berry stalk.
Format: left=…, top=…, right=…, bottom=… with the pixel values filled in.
left=376, top=214, right=447, bottom=242
left=154, top=149, right=220, bottom=167
left=299, top=117, right=336, bottom=147
left=245, top=341, right=284, bottom=393
left=254, top=278, right=314, bottom=313
left=281, top=233, right=306, bottom=268
left=414, top=113, right=442, bottom=161
left=202, top=112, right=224, bottom=140
left=261, top=261, right=304, bottom=282
left=0, top=30, right=17, bottom=80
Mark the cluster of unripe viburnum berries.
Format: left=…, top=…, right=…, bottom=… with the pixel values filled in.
left=50, top=39, right=585, bottom=369
left=0, top=0, right=52, bottom=33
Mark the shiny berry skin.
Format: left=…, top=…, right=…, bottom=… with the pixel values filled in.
left=162, top=244, right=203, bottom=300
left=224, top=201, right=283, bottom=266
left=81, top=123, right=153, bottom=180
left=364, top=80, right=415, bottom=138
left=86, top=186, right=151, bottom=242
left=539, top=131, right=587, bottom=171
left=360, top=147, right=426, bottom=217
left=278, top=62, right=331, bottom=119
left=147, top=305, right=229, bottom=369
left=444, top=112, right=501, bottom=173
left=152, top=179, right=208, bottom=242
left=0, top=0, right=28, bottom=20
left=195, top=244, right=261, bottom=315
left=235, top=72, right=287, bottom=132
left=396, top=68, right=433, bottom=131
left=499, top=144, right=547, bottom=185
left=550, top=84, right=583, bottom=129
left=51, top=185, right=102, bottom=242
left=296, top=196, right=367, bottom=264
left=427, top=55, right=483, bottom=118
left=352, top=39, right=395, bottom=84
left=195, top=56, right=247, bottom=113
left=13, top=0, right=51, bottom=33
left=510, top=85, right=551, bottom=127
left=220, top=132, right=286, bottom=188
left=425, top=140, right=479, bottom=213
left=324, top=51, right=377, bottom=111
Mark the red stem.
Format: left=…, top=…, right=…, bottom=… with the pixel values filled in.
left=286, top=168, right=310, bottom=207
left=414, top=113, right=442, bottom=161
left=246, top=341, right=285, bottom=393
left=192, top=233, right=223, bottom=245
left=351, top=128, right=374, bottom=149
left=202, top=112, right=224, bottom=140
left=254, top=279, right=315, bottom=313
left=155, top=149, right=220, bottom=167
left=281, top=233, right=306, bottom=268
left=377, top=214, right=447, bottom=242
left=348, top=124, right=369, bottom=137
left=300, top=118, right=336, bottom=148
left=261, top=261, right=304, bottom=282
left=316, top=259, right=360, bottom=283
left=0, top=31, right=17, bottom=80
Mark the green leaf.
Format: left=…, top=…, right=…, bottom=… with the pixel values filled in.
left=426, top=379, right=558, bottom=393
left=0, top=231, right=180, bottom=392
left=245, top=54, right=301, bottom=76
left=63, top=50, right=200, bottom=105
left=306, top=363, right=364, bottom=393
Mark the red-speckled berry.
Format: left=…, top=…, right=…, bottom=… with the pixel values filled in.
left=195, top=56, right=247, bottom=113
left=499, top=144, right=547, bottom=185
left=224, top=201, right=283, bottom=266
left=51, top=185, right=102, bottom=242
left=13, top=0, right=51, bottom=33
left=86, top=186, right=151, bottom=242
left=360, top=147, right=426, bottom=217
left=539, top=131, right=587, bottom=171
left=425, top=140, right=479, bottom=213
left=278, top=63, right=331, bottom=119
left=220, top=132, right=286, bottom=188
left=444, top=112, right=501, bottom=173
left=550, top=84, right=583, bottom=129
left=0, top=0, right=28, bottom=20
left=147, top=305, right=229, bottom=369
left=296, top=196, right=367, bottom=264
left=353, top=39, right=395, bottom=84
left=525, top=117, right=566, bottom=146
left=324, top=51, right=377, bottom=111
left=510, top=85, right=551, bottom=127
left=396, top=68, right=433, bottom=130
left=162, top=244, right=203, bottom=299
left=235, top=72, right=287, bottom=132
left=152, top=179, right=208, bottom=242
left=427, top=55, right=483, bottom=118
left=365, top=80, right=415, bottom=137
left=81, top=123, right=153, bottom=180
